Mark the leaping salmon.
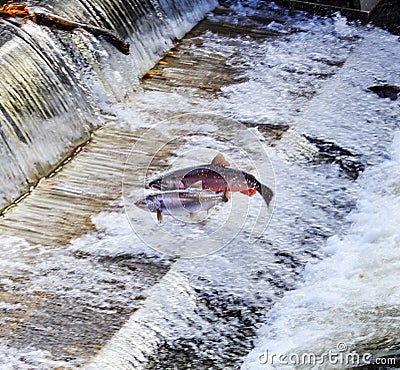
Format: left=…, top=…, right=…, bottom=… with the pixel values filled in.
left=148, top=154, right=273, bottom=206
left=135, top=189, right=229, bottom=222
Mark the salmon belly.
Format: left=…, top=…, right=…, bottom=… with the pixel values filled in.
left=202, top=183, right=257, bottom=197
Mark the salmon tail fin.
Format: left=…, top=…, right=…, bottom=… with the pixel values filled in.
left=258, top=183, right=273, bottom=206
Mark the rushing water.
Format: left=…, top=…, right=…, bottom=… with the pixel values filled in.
left=0, top=0, right=216, bottom=210
left=0, top=19, right=97, bottom=208
left=91, top=4, right=400, bottom=369
left=0, top=0, right=399, bottom=368
left=244, top=134, right=400, bottom=370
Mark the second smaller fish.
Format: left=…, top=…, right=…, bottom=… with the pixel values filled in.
left=135, top=189, right=229, bottom=222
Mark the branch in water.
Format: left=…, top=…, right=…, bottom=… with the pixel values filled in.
left=33, top=12, right=130, bottom=55
left=0, top=3, right=130, bottom=55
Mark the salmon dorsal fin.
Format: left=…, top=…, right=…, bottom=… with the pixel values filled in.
left=211, top=154, right=230, bottom=167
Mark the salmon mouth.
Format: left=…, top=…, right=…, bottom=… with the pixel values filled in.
left=148, top=179, right=162, bottom=190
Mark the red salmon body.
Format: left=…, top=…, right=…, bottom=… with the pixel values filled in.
left=148, top=154, right=273, bottom=205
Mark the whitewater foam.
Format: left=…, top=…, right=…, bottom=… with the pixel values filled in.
left=243, top=132, right=400, bottom=369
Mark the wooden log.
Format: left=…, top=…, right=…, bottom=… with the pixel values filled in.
left=0, top=3, right=130, bottom=55
left=33, top=12, right=130, bottom=55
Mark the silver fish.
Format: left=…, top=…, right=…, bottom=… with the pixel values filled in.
left=135, top=189, right=229, bottom=222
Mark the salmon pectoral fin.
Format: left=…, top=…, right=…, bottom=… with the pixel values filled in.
left=240, top=188, right=257, bottom=197
left=223, top=188, right=230, bottom=202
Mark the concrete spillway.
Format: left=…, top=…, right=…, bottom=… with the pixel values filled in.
left=0, top=0, right=217, bottom=211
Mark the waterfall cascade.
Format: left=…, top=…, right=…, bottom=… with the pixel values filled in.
left=0, top=0, right=217, bottom=211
